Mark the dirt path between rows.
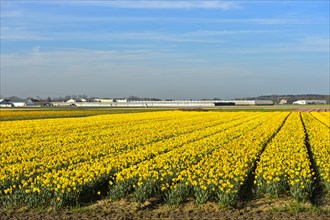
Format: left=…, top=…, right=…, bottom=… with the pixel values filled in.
left=1, top=196, right=329, bottom=220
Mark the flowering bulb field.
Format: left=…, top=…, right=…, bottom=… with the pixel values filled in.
left=0, top=111, right=329, bottom=208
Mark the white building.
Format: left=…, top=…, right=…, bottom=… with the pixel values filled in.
left=11, top=102, right=27, bottom=107
left=0, top=99, right=27, bottom=107
left=293, top=100, right=327, bottom=105
left=279, top=99, right=288, bottom=105
left=233, top=100, right=274, bottom=105
left=0, top=99, right=13, bottom=107
left=94, top=98, right=114, bottom=103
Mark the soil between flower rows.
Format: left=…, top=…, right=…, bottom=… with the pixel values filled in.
left=1, top=196, right=329, bottom=220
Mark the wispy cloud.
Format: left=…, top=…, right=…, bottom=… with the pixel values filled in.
left=226, top=36, right=330, bottom=54
left=1, top=48, right=148, bottom=67
left=245, top=17, right=324, bottom=25
left=184, top=29, right=281, bottom=37
left=0, top=10, right=22, bottom=18
left=113, top=31, right=226, bottom=43
left=12, top=30, right=227, bottom=44
left=1, top=47, right=210, bottom=69
left=108, top=0, right=239, bottom=9
left=105, top=29, right=282, bottom=43
left=16, top=13, right=322, bottom=26
left=53, top=0, right=240, bottom=10
left=1, top=26, right=53, bottom=41
left=271, top=36, right=330, bottom=53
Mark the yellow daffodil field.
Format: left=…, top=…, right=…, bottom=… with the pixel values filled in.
left=0, top=111, right=329, bottom=208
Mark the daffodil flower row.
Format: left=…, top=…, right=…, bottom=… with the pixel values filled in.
left=255, top=113, right=313, bottom=201
left=301, top=112, right=330, bottom=193
left=173, top=112, right=289, bottom=206
left=310, top=112, right=330, bottom=127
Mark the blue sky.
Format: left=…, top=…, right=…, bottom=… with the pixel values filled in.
left=1, top=0, right=329, bottom=99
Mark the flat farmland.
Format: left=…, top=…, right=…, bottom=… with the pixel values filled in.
left=0, top=110, right=329, bottom=219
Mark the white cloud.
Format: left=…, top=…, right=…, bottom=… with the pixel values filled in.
left=28, top=30, right=227, bottom=44
left=107, top=0, right=239, bottom=9
left=0, top=26, right=53, bottom=41
left=1, top=47, right=212, bottom=71
left=184, top=29, right=281, bottom=37
left=269, top=36, right=330, bottom=53
left=300, top=36, right=329, bottom=48
left=52, top=0, right=240, bottom=10
left=246, top=17, right=320, bottom=25
left=225, top=36, right=330, bottom=54
left=116, top=31, right=226, bottom=43
left=0, top=10, right=22, bottom=18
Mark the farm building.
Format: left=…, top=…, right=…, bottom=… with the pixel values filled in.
left=66, top=98, right=87, bottom=102
left=279, top=99, right=288, bottom=105
left=0, top=99, right=35, bottom=107
left=66, top=99, right=76, bottom=103
left=78, top=98, right=87, bottom=102
left=0, top=99, right=14, bottom=107
left=94, top=98, right=114, bottom=103
left=231, top=100, right=274, bottom=105
left=293, top=100, right=327, bottom=105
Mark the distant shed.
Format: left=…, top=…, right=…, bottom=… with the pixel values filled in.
left=0, top=99, right=14, bottom=107
left=0, top=99, right=35, bottom=107
left=293, top=100, right=327, bottom=105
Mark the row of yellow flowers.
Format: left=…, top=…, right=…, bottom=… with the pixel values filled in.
left=310, top=112, right=330, bottom=127
left=301, top=112, right=330, bottom=193
left=255, top=113, right=313, bottom=201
